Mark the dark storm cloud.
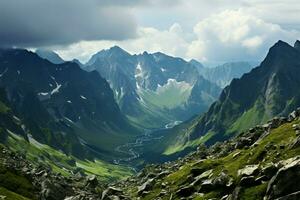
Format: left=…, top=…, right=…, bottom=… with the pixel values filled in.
left=0, top=0, right=138, bottom=47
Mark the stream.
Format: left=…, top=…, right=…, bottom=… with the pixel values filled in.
left=113, top=121, right=181, bottom=169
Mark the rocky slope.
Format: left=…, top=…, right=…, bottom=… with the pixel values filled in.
left=157, top=40, right=300, bottom=156
left=0, top=48, right=139, bottom=162
left=83, top=47, right=221, bottom=128
left=35, top=49, right=65, bottom=64
left=110, top=108, right=300, bottom=200
left=2, top=107, right=300, bottom=200
left=196, top=61, right=254, bottom=88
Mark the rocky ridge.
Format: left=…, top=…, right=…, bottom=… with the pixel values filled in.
left=1, top=108, right=300, bottom=199
left=107, top=107, right=300, bottom=200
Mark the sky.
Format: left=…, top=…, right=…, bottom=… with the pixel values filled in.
left=0, top=0, right=299, bottom=64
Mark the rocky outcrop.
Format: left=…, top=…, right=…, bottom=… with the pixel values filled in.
left=112, top=108, right=300, bottom=199
left=265, top=157, right=300, bottom=200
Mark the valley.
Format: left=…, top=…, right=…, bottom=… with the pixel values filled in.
left=0, top=40, right=299, bottom=200
left=1, top=1, right=300, bottom=199
left=113, top=120, right=181, bottom=169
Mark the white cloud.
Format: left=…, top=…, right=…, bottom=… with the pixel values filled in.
left=187, top=9, right=300, bottom=62
left=56, top=23, right=190, bottom=63
left=55, top=8, right=300, bottom=63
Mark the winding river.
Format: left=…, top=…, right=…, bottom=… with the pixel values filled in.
left=113, top=121, right=181, bottom=168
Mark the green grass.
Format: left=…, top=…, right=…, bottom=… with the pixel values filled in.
left=0, top=165, right=35, bottom=199
left=76, top=159, right=133, bottom=182
left=227, top=98, right=268, bottom=135
left=138, top=83, right=192, bottom=109
left=130, top=119, right=300, bottom=199
left=163, top=131, right=214, bottom=155
left=0, top=101, right=9, bottom=114
left=6, top=131, right=133, bottom=182
left=0, top=187, right=31, bottom=200
left=239, top=183, right=267, bottom=200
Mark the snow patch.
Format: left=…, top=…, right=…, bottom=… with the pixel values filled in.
left=0, top=68, right=8, bottom=77
left=38, top=92, right=49, bottom=96
left=80, top=95, right=87, bottom=100
left=64, top=117, right=74, bottom=124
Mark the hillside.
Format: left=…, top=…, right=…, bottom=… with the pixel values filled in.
left=83, top=47, right=221, bottom=128
left=156, top=40, right=300, bottom=156
left=113, top=108, right=300, bottom=200
left=0, top=48, right=139, bottom=163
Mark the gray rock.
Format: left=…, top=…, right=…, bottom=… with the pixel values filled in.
left=275, top=191, right=300, bottom=200
left=137, top=178, right=155, bottom=195
left=175, top=185, right=196, bottom=197
left=238, top=165, right=259, bottom=177
left=261, top=163, right=278, bottom=179
left=101, top=187, right=123, bottom=200
left=191, top=169, right=213, bottom=186
left=199, top=179, right=214, bottom=192
left=86, top=175, right=98, bottom=188
left=265, top=157, right=300, bottom=200
left=289, top=136, right=300, bottom=149
left=239, top=176, right=256, bottom=186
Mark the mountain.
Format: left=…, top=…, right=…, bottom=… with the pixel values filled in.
left=115, top=108, right=300, bottom=200
left=72, top=58, right=84, bottom=68
left=0, top=48, right=138, bottom=162
left=153, top=40, right=300, bottom=156
left=191, top=61, right=255, bottom=88
left=35, top=49, right=65, bottom=64
left=84, top=47, right=221, bottom=128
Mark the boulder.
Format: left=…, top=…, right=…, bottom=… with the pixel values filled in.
left=175, top=185, right=196, bottom=197
left=191, top=169, right=213, bottom=186
left=265, top=157, right=300, bottom=199
left=289, top=136, right=300, bottom=149
left=275, top=191, right=300, bottom=200
left=237, top=165, right=259, bottom=177
left=239, top=176, right=256, bottom=186
left=199, top=179, right=214, bottom=192
left=235, top=137, right=252, bottom=149
left=261, top=163, right=278, bottom=179
left=86, top=175, right=98, bottom=188
left=101, top=187, right=123, bottom=200
left=40, top=179, right=67, bottom=200
left=213, top=172, right=231, bottom=187
left=137, top=178, right=155, bottom=195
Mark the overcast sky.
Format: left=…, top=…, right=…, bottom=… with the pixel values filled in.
left=0, top=0, right=299, bottom=63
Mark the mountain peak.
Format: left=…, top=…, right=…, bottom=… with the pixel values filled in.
left=35, top=49, right=64, bottom=64
left=263, top=40, right=296, bottom=63
left=294, top=40, right=300, bottom=51
left=189, top=59, right=204, bottom=68
left=109, top=45, right=130, bottom=55
left=273, top=40, right=291, bottom=48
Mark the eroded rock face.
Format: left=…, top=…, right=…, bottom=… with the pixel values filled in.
left=101, top=187, right=124, bottom=200
left=175, top=185, right=196, bottom=197
left=265, top=157, right=300, bottom=200
left=137, top=178, right=155, bottom=195
left=238, top=165, right=259, bottom=177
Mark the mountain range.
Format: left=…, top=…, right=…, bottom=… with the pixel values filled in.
left=1, top=40, right=300, bottom=200
left=0, top=49, right=139, bottom=162
left=83, top=47, right=221, bottom=128
left=190, top=60, right=256, bottom=88
left=153, top=40, right=300, bottom=156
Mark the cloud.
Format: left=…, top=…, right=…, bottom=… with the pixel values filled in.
left=0, top=0, right=137, bottom=47
left=56, top=9, right=300, bottom=63
left=56, top=23, right=190, bottom=62
left=187, top=9, right=300, bottom=61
